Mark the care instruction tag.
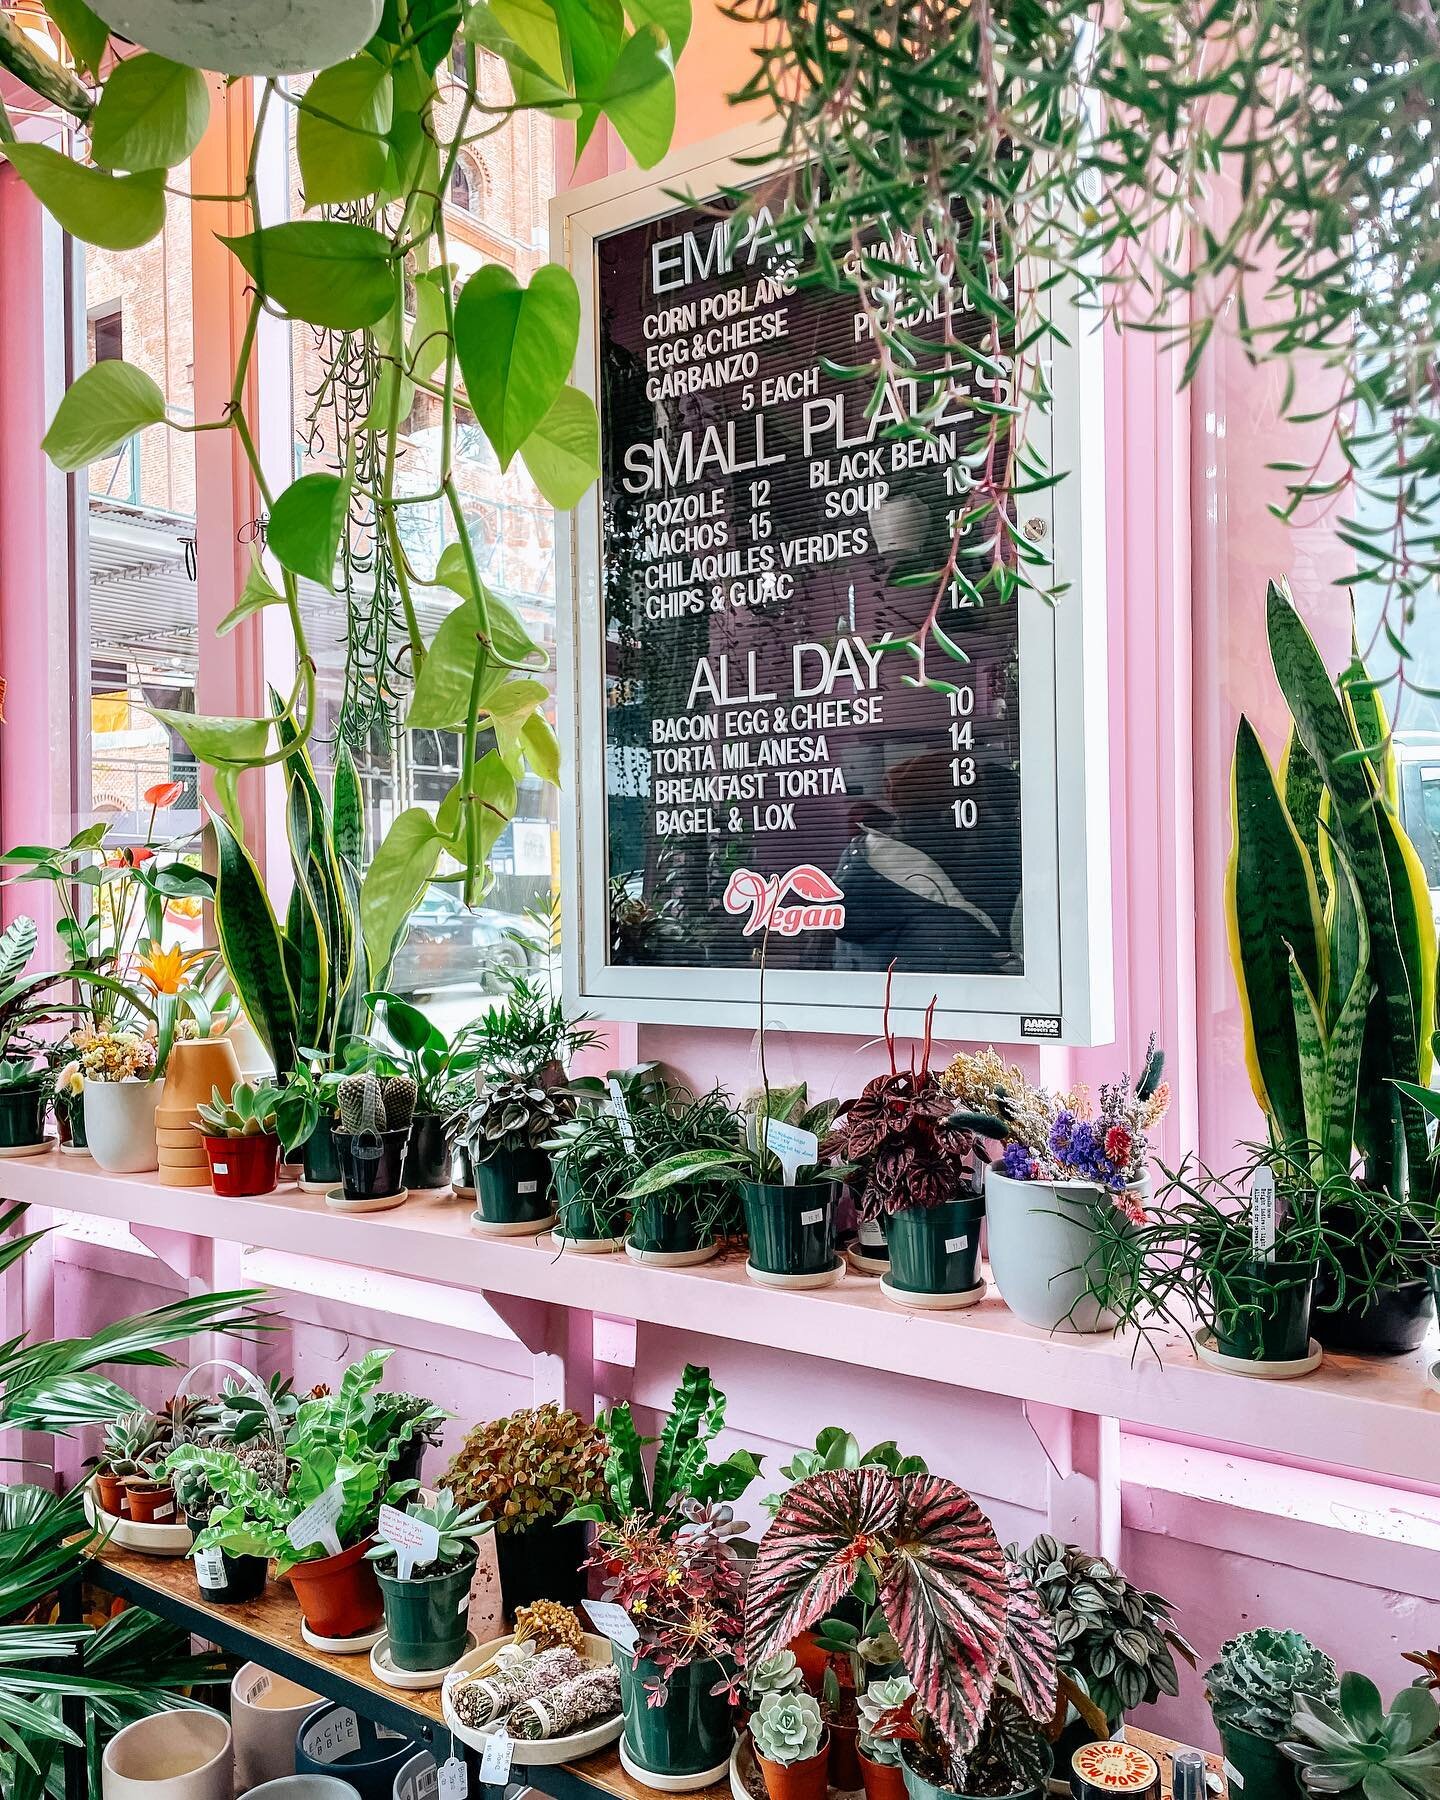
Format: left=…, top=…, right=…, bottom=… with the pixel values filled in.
left=1249, top=1165, right=1277, bottom=1263
left=479, top=1730, right=514, bottom=1785
left=583, top=1598, right=638, bottom=1652
left=378, top=1502, right=440, bottom=1581
left=287, top=1481, right=345, bottom=1558
left=439, top=1759, right=469, bottom=1800
left=764, top=1117, right=818, bottom=1184
left=608, top=1077, right=637, bottom=1153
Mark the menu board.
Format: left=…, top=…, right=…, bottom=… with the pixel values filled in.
left=556, top=128, right=1113, bottom=1041
left=596, top=185, right=1023, bottom=979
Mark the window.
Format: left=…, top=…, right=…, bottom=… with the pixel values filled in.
left=90, top=306, right=123, bottom=364
left=449, top=160, right=473, bottom=211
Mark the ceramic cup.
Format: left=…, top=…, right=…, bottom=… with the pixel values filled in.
left=232, top=1664, right=323, bottom=1790
left=101, top=1707, right=232, bottom=1799
left=392, top=1751, right=437, bottom=1800
left=243, top=1782, right=362, bottom=1799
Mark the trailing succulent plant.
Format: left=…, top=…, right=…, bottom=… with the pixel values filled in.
left=372, top=1391, right=448, bottom=1458
left=752, top=1689, right=825, bottom=1765
left=338, top=1070, right=416, bottom=1135
left=441, top=1403, right=607, bottom=1534
left=465, top=1077, right=571, bottom=1162
left=1282, top=1673, right=1440, bottom=1799
left=1206, top=1628, right=1340, bottom=1744
left=1015, top=1535, right=1194, bottom=1723
left=194, top=1081, right=281, bottom=1139
left=365, top=1488, right=492, bottom=1578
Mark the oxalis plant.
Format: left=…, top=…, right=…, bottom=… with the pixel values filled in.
left=0, top=1, right=687, bottom=967
left=724, top=0, right=1440, bottom=700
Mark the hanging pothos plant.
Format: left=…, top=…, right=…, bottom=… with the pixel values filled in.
left=0, top=0, right=686, bottom=979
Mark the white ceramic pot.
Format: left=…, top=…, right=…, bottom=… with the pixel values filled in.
left=393, top=1751, right=437, bottom=1800
left=101, top=1707, right=232, bottom=1799
left=232, top=1663, right=324, bottom=1790
left=84, top=1079, right=162, bottom=1174
left=984, top=1166, right=1123, bottom=1334
left=244, top=1781, right=362, bottom=1799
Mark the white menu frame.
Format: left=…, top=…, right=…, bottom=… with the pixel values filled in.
left=552, top=122, right=1113, bottom=1044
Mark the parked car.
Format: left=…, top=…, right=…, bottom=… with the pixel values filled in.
left=389, top=887, right=543, bottom=998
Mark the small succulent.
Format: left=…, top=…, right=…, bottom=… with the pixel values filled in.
left=1206, top=1628, right=1340, bottom=1744
left=161, top=1393, right=224, bottom=1447
left=194, top=1080, right=281, bottom=1138
left=466, top=1076, right=570, bottom=1160
left=171, top=1458, right=219, bottom=1524
left=338, top=1070, right=416, bottom=1134
left=441, top=1403, right=606, bottom=1533
left=749, top=1651, right=806, bottom=1701
left=1282, top=1673, right=1440, bottom=1798
left=217, top=1372, right=300, bottom=1446
left=1017, top=1534, right=1194, bottom=1723
left=0, top=1057, right=47, bottom=1091
left=752, top=1689, right=825, bottom=1765
left=100, top=1411, right=169, bottom=1480
left=232, top=1439, right=289, bottom=1494
left=859, top=1676, right=915, bottom=1766
left=365, top=1488, right=493, bottom=1577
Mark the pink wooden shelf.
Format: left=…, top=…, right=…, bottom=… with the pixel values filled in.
left=9, top=1152, right=1439, bottom=1485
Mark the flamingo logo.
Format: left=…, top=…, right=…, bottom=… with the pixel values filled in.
left=722, top=865, right=846, bottom=937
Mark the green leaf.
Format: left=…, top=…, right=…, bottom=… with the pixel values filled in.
left=465, top=2, right=576, bottom=110
left=149, top=707, right=271, bottom=766
left=490, top=0, right=568, bottom=80
left=209, top=811, right=299, bottom=1078
left=295, top=56, right=393, bottom=205
left=409, top=267, right=452, bottom=384
left=486, top=677, right=549, bottom=776
left=623, top=1148, right=742, bottom=1198
left=362, top=809, right=442, bottom=983
left=407, top=606, right=497, bottom=731
left=89, top=53, right=209, bottom=172
left=520, top=711, right=560, bottom=783
left=454, top=262, right=579, bottom=468
left=222, top=222, right=395, bottom=331
left=43, top=0, right=109, bottom=78
left=266, top=473, right=349, bottom=590
left=41, top=359, right=166, bottom=472
left=592, top=26, right=674, bottom=168
left=0, top=145, right=164, bottom=249
left=551, top=0, right=623, bottom=89
left=433, top=546, right=544, bottom=663
left=217, top=551, right=285, bottom=636
left=624, top=0, right=690, bottom=54
left=368, top=992, right=445, bottom=1057
left=520, top=384, right=599, bottom=507
left=472, top=750, right=519, bottom=862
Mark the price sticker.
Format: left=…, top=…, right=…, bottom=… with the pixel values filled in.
left=608, top=1077, right=637, bottom=1153
left=584, top=1599, right=638, bottom=1652
left=1249, top=1165, right=1277, bottom=1263
left=764, top=1117, right=818, bottom=1184
left=800, top=1208, right=824, bottom=1227
left=439, top=1759, right=469, bottom=1800
left=517, top=1180, right=538, bottom=1194
left=479, top=1730, right=514, bottom=1785
left=213, top=1161, right=228, bottom=1176
left=287, top=1481, right=345, bottom=1558
left=944, top=1235, right=970, bottom=1254
left=193, top=1545, right=226, bottom=1591
left=378, top=1502, right=440, bottom=1580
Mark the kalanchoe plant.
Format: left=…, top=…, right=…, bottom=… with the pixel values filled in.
left=1206, top=1629, right=1340, bottom=1744
left=1281, top=1673, right=1440, bottom=1799
left=465, top=1076, right=571, bottom=1163
left=441, top=1403, right=607, bottom=1534
left=365, top=1489, right=492, bottom=1578
left=753, top=1689, right=825, bottom=1765
left=1014, top=1535, right=1194, bottom=1725
left=194, top=1081, right=281, bottom=1139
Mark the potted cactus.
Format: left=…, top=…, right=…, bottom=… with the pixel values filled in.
left=194, top=1080, right=283, bottom=1196
left=752, top=1686, right=830, bottom=1800
left=1206, top=1628, right=1339, bottom=1800
left=0, top=1056, right=52, bottom=1151
left=464, top=1077, right=570, bottom=1233
left=333, top=1069, right=416, bottom=1206
left=366, top=1489, right=492, bottom=1672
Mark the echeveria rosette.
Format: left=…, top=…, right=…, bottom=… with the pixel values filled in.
left=752, top=1689, right=825, bottom=1765
left=748, top=1651, right=806, bottom=1701
left=859, top=1676, right=915, bottom=1765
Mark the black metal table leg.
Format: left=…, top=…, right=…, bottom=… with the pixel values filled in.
left=58, top=1574, right=88, bottom=1800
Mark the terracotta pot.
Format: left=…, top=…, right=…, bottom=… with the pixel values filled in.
left=203, top=1132, right=280, bottom=1196
left=94, top=1472, right=129, bottom=1517
left=757, top=1737, right=831, bottom=1800
left=125, top=1480, right=179, bottom=1525
left=84, top=1079, right=161, bottom=1173
left=161, top=1037, right=241, bottom=1116
left=232, top=1662, right=324, bottom=1790
left=829, top=1719, right=863, bottom=1790
left=101, top=1705, right=232, bottom=1799
left=789, top=1630, right=832, bottom=1691
left=287, top=1538, right=383, bottom=1640
left=860, top=1748, right=909, bottom=1800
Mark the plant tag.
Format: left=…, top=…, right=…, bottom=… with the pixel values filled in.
left=378, top=1502, right=439, bottom=1581
left=584, top=1599, right=638, bottom=1651
left=1249, top=1165, right=1277, bottom=1263
left=439, top=1759, right=468, bottom=1799
left=944, top=1235, right=970, bottom=1254
left=375, top=1724, right=409, bottom=1742
left=301, top=1706, right=360, bottom=1764
left=287, top=1481, right=345, bottom=1558
left=764, top=1117, right=818, bottom=1184
left=479, top=1730, right=514, bottom=1784
left=1224, top=1761, right=1244, bottom=1791
left=608, top=1077, right=637, bottom=1152
left=213, top=1162, right=228, bottom=1175
left=800, top=1207, right=824, bottom=1227
left=193, top=1545, right=226, bottom=1591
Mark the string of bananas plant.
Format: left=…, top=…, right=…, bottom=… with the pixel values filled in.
left=0, top=0, right=686, bottom=977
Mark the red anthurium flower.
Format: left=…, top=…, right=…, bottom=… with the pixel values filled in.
left=144, top=780, right=185, bottom=809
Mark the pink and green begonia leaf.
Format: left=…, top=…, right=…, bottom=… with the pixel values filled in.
left=1001, top=1557, right=1060, bottom=1723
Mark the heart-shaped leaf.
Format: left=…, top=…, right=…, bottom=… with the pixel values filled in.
left=149, top=708, right=272, bottom=766
left=454, top=262, right=579, bottom=468
left=217, top=551, right=286, bottom=636
left=42, top=360, right=167, bottom=472
left=591, top=25, right=674, bottom=168
left=521, top=384, right=599, bottom=507
left=266, top=473, right=350, bottom=590
left=362, top=809, right=442, bottom=983
left=45, top=0, right=110, bottom=79
left=223, top=222, right=395, bottom=331
left=90, top=53, right=210, bottom=171
left=295, top=56, right=393, bottom=204
left=0, top=145, right=164, bottom=249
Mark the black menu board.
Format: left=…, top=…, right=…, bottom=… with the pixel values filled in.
left=595, top=184, right=1023, bottom=980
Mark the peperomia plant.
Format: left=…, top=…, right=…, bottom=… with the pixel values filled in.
left=0, top=1, right=686, bottom=972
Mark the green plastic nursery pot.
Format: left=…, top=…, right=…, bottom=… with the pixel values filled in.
left=0, top=1084, right=47, bottom=1148
left=628, top=1193, right=708, bottom=1256
left=886, top=1199, right=984, bottom=1294
left=1217, top=1722, right=1302, bottom=1800
left=495, top=1517, right=587, bottom=1616
left=474, top=1143, right=553, bottom=1224
left=300, top=1125, right=341, bottom=1187
left=1313, top=1208, right=1434, bottom=1355
left=334, top=1128, right=409, bottom=1201
left=287, top=1538, right=383, bottom=1640
left=377, top=1558, right=475, bottom=1671
left=614, top=1650, right=734, bottom=1779
left=900, top=1741, right=1050, bottom=1800
left=554, top=1161, right=622, bottom=1242
left=1210, top=1260, right=1315, bottom=1363
left=403, top=1113, right=452, bottom=1191
left=741, top=1182, right=836, bottom=1275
